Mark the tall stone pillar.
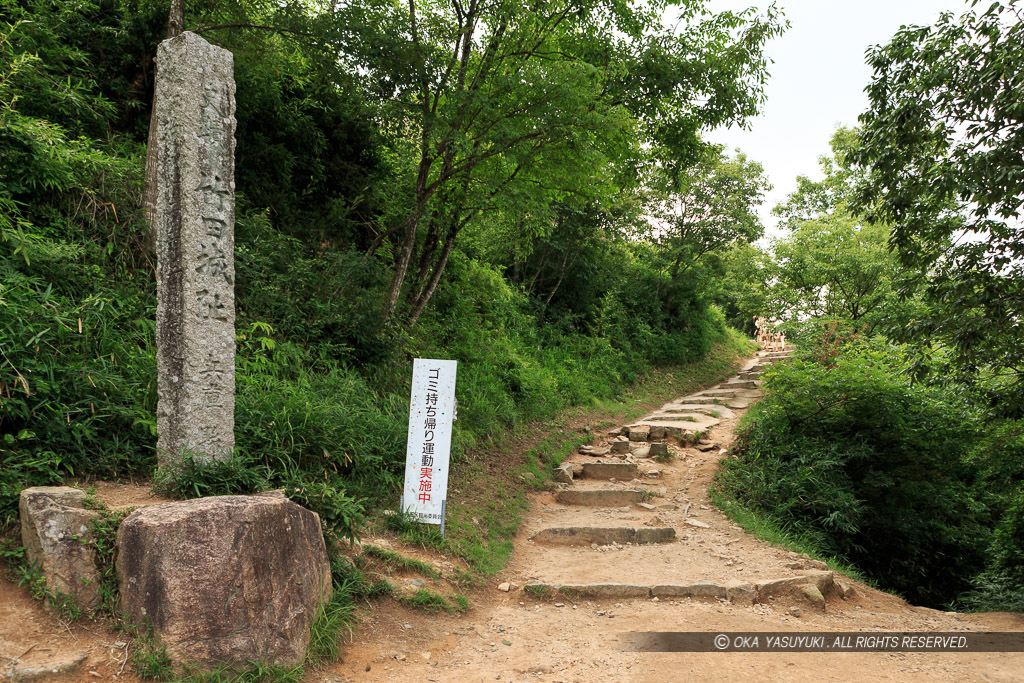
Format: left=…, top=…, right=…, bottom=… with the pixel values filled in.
left=153, top=32, right=236, bottom=469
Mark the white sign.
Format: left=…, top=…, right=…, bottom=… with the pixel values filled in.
left=402, top=358, right=457, bottom=524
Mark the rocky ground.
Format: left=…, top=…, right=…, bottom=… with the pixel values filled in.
left=0, top=481, right=166, bottom=682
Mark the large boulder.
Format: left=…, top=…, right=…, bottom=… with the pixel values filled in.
left=19, top=486, right=102, bottom=609
left=116, top=494, right=332, bottom=670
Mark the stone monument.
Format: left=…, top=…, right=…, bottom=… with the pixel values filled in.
left=153, top=32, right=236, bottom=469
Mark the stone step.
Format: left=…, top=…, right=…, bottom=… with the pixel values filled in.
left=737, top=372, right=761, bottom=381
left=522, top=581, right=751, bottom=602
left=670, top=396, right=728, bottom=406
left=627, top=419, right=718, bottom=440
left=657, top=404, right=736, bottom=420
left=523, top=570, right=844, bottom=610
left=554, top=489, right=646, bottom=507
left=581, top=462, right=638, bottom=480
left=642, top=413, right=714, bottom=424
left=695, top=389, right=737, bottom=398
left=525, top=583, right=651, bottom=599
left=531, top=526, right=676, bottom=546
left=724, top=399, right=756, bottom=409
left=719, top=380, right=759, bottom=390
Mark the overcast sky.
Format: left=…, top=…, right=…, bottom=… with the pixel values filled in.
left=703, top=0, right=971, bottom=234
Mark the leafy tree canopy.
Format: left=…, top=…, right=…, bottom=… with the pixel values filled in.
left=325, top=0, right=785, bottom=324
left=716, top=128, right=919, bottom=337
left=853, top=0, right=1024, bottom=415
left=647, top=146, right=769, bottom=286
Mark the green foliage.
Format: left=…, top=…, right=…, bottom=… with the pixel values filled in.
left=87, top=507, right=133, bottom=617
left=128, top=625, right=175, bottom=680
left=283, top=478, right=365, bottom=546
left=854, top=1, right=1024, bottom=416
left=958, top=422, right=1024, bottom=611
left=652, top=449, right=674, bottom=463
left=399, top=588, right=464, bottom=614
left=329, top=0, right=785, bottom=324
left=450, top=593, right=469, bottom=612
left=233, top=324, right=407, bottom=500
left=152, top=453, right=272, bottom=500
left=330, top=554, right=394, bottom=600
left=9, top=551, right=84, bottom=621
left=978, top=488, right=1024, bottom=610
left=151, top=452, right=365, bottom=545
left=230, top=46, right=386, bottom=247
left=719, top=129, right=921, bottom=340
left=382, top=509, right=446, bottom=552
left=361, top=544, right=440, bottom=579
left=713, top=241, right=772, bottom=335
left=306, top=589, right=357, bottom=662
left=131, top=643, right=304, bottom=683
left=708, top=487, right=873, bottom=587
left=718, top=336, right=991, bottom=608
left=234, top=212, right=394, bottom=365
left=1, top=4, right=156, bottom=531
left=523, top=584, right=548, bottom=598
left=646, top=147, right=769, bottom=287
left=769, top=218, right=906, bottom=335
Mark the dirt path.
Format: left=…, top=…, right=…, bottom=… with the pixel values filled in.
left=317, top=351, right=1024, bottom=683
left=0, top=481, right=165, bottom=682
left=2, top=353, right=1021, bottom=682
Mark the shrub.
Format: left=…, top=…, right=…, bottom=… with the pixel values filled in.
left=717, top=336, right=991, bottom=607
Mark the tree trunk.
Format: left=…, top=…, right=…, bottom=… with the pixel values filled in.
left=544, top=245, right=577, bottom=306
left=383, top=209, right=423, bottom=320
left=407, top=228, right=459, bottom=329
left=412, top=209, right=442, bottom=292
left=168, top=0, right=185, bottom=37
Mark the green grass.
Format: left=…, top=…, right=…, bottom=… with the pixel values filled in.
left=88, top=507, right=134, bottom=617
left=708, top=486, right=875, bottom=587
left=520, top=430, right=594, bottom=488
left=450, top=594, right=470, bottom=612
left=127, top=624, right=176, bottom=680
left=399, top=588, right=464, bottom=614
left=382, top=510, right=447, bottom=552
left=523, top=584, right=548, bottom=598
left=557, top=587, right=582, bottom=601
left=445, top=494, right=525, bottom=577
left=307, top=590, right=358, bottom=661
left=448, top=568, right=478, bottom=589
left=1, top=541, right=85, bottom=622
left=361, top=544, right=440, bottom=579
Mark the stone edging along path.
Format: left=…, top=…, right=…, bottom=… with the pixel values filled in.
left=516, top=347, right=856, bottom=613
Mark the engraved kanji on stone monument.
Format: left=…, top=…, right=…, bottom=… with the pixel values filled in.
left=154, top=32, right=236, bottom=468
